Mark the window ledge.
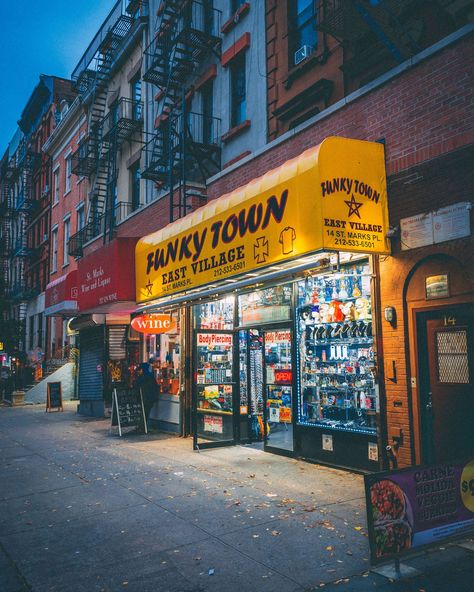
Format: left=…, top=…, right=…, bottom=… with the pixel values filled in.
left=62, top=262, right=70, bottom=269
left=221, top=3, right=250, bottom=35
left=221, top=120, right=251, bottom=143
left=63, top=189, right=72, bottom=198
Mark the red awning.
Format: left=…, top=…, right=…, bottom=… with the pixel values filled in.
left=44, top=270, right=78, bottom=317
left=77, top=238, right=138, bottom=313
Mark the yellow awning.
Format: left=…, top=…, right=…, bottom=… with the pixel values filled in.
left=136, top=137, right=390, bottom=304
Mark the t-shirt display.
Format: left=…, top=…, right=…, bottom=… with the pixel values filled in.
left=296, top=261, right=377, bottom=435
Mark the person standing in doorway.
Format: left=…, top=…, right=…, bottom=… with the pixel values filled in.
left=136, top=358, right=159, bottom=431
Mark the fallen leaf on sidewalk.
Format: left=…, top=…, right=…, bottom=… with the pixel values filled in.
left=325, top=546, right=333, bottom=551
left=354, top=526, right=363, bottom=531
left=271, top=530, right=280, bottom=536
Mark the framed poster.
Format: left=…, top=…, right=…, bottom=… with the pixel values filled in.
left=425, top=274, right=449, bottom=300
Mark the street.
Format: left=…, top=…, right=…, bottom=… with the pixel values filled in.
left=0, top=403, right=473, bottom=592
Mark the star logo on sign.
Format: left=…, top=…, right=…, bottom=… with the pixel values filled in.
left=145, top=279, right=153, bottom=296
left=344, top=194, right=363, bottom=219
left=254, top=236, right=269, bottom=264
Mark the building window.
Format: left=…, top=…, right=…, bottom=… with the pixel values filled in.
left=53, top=168, right=60, bottom=204
left=37, top=313, right=44, bottom=349
left=201, top=81, right=214, bottom=144
left=130, top=75, right=142, bottom=120
left=50, top=318, right=56, bottom=356
left=63, top=219, right=70, bottom=266
left=130, top=164, right=141, bottom=211
left=65, top=156, right=72, bottom=193
left=290, top=0, right=318, bottom=64
left=29, top=315, right=35, bottom=349
left=76, top=205, right=85, bottom=231
left=230, top=54, right=246, bottom=127
left=51, top=228, right=58, bottom=273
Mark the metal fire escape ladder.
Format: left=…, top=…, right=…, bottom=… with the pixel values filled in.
left=317, top=0, right=422, bottom=63
left=142, top=0, right=222, bottom=222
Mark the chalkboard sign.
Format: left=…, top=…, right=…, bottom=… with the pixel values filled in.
left=111, top=387, right=147, bottom=436
left=46, top=382, right=63, bottom=412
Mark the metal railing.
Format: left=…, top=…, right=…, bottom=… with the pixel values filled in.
left=72, top=1, right=149, bottom=93
left=143, top=1, right=221, bottom=83
left=101, top=98, right=144, bottom=140
left=68, top=214, right=106, bottom=258
left=142, top=112, right=221, bottom=181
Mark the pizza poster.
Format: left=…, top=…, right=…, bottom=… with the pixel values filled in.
left=364, top=459, right=474, bottom=563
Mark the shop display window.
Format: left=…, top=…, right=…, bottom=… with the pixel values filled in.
left=296, top=261, right=377, bottom=435
left=147, top=325, right=181, bottom=396
left=238, top=284, right=292, bottom=326
left=194, top=297, right=234, bottom=330
left=195, top=333, right=234, bottom=415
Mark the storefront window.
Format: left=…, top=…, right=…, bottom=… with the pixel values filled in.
left=147, top=326, right=181, bottom=396
left=194, top=297, right=234, bottom=330
left=195, top=332, right=234, bottom=442
left=296, top=261, right=377, bottom=435
left=238, top=284, right=292, bottom=326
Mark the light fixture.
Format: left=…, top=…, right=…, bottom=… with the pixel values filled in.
left=384, top=306, right=396, bottom=323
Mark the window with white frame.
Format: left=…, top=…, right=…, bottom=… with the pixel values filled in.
left=65, top=156, right=72, bottom=193
left=53, top=167, right=60, bottom=204
left=51, top=227, right=58, bottom=273
left=76, top=204, right=85, bottom=231
left=63, top=218, right=70, bottom=266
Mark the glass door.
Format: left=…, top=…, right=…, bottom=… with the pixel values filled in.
left=193, top=331, right=236, bottom=449
left=239, top=329, right=265, bottom=442
left=263, top=328, right=294, bottom=453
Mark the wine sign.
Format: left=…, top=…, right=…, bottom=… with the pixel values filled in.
left=46, top=382, right=63, bottom=412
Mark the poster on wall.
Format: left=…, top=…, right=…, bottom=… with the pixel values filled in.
left=365, top=459, right=474, bottom=564
left=203, top=415, right=223, bottom=433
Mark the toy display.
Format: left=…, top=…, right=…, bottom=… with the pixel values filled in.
left=296, top=262, right=377, bottom=435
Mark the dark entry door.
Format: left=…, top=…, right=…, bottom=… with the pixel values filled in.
left=418, top=306, right=474, bottom=463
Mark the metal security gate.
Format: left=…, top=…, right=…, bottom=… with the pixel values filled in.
left=78, top=326, right=105, bottom=416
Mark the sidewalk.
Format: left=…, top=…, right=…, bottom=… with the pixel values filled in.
left=0, top=403, right=472, bottom=592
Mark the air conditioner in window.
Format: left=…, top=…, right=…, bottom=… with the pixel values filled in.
left=294, top=45, right=314, bottom=65
left=42, top=185, right=50, bottom=197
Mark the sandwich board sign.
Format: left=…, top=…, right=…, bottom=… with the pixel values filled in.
left=46, top=382, right=63, bottom=412
left=110, top=386, right=147, bottom=436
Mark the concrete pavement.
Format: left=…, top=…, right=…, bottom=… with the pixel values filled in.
left=0, top=403, right=473, bottom=592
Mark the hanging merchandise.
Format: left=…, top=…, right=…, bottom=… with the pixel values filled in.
left=297, top=261, right=377, bottom=435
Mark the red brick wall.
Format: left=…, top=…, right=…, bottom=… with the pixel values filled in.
left=378, top=146, right=474, bottom=467
left=208, top=35, right=474, bottom=200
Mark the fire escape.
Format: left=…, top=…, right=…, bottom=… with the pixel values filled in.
left=0, top=159, right=13, bottom=301
left=68, top=0, right=148, bottom=258
left=316, top=0, right=426, bottom=82
left=141, top=0, right=222, bottom=222
left=8, top=140, right=40, bottom=306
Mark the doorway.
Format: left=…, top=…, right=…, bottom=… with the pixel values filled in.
left=417, top=305, right=474, bottom=463
left=238, top=326, right=295, bottom=453
left=263, top=328, right=294, bottom=453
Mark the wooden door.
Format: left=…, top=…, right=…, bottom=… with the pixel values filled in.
left=421, top=307, right=474, bottom=462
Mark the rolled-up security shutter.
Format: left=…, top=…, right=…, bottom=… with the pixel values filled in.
left=78, top=326, right=104, bottom=401
left=107, top=325, right=128, bottom=360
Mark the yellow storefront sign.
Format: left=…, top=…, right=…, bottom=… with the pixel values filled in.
left=136, top=137, right=390, bottom=304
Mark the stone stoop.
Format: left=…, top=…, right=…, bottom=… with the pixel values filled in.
left=24, top=362, right=76, bottom=405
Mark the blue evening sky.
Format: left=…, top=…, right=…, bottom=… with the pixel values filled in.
left=0, top=0, right=116, bottom=152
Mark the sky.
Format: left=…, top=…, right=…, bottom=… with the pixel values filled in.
left=0, top=0, right=118, bottom=151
